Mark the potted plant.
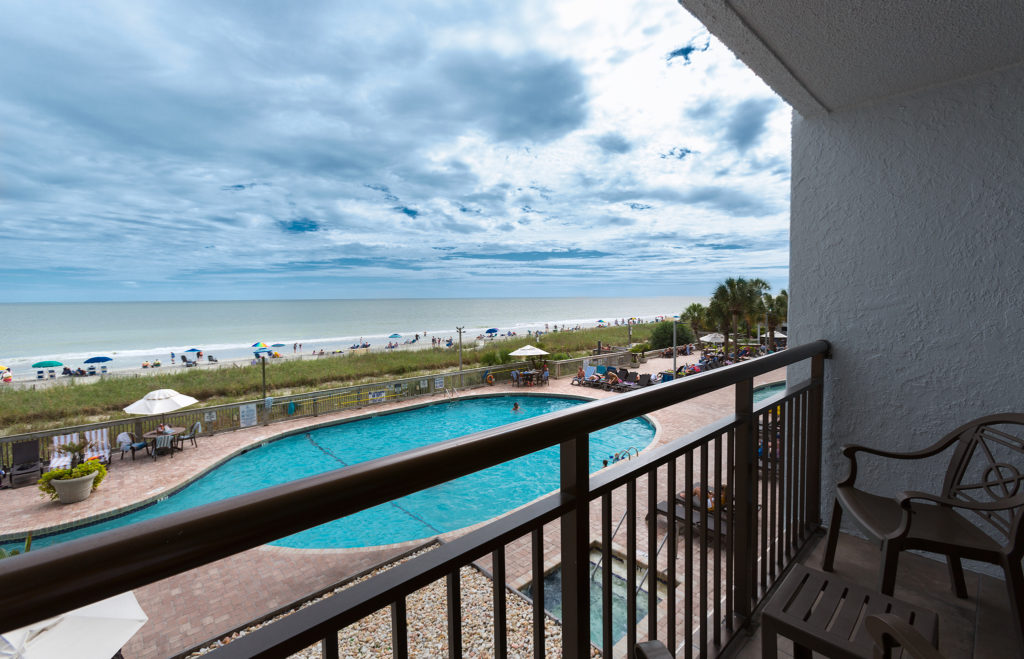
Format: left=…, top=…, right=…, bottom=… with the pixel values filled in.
left=38, top=458, right=107, bottom=504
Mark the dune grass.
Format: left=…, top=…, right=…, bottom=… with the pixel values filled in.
left=0, top=325, right=653, bottom=435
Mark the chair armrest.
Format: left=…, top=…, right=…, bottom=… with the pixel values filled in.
left=897, top=490, right=1024, bottom=513
left=864, top=614, right=943, bottom=659
left=838, top=436, right=959, bottom=488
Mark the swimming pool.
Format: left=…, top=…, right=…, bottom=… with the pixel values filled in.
left=5, top=395, right=654, bottom=551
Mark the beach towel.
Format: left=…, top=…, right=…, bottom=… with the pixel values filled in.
left=49, top=433, right=79, bottom=470
left=83, top=428, right=111, bottom=464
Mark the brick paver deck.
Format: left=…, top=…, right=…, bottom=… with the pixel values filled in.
left=1, top=354, right=785, bottom=658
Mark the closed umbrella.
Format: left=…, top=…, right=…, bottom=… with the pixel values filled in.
left=0, top=591, right=147, bottom=659
left=123, top=389, right=198, bottom=416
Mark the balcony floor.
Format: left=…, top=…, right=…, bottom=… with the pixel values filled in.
left=731, top=531, right=1015, bottom=658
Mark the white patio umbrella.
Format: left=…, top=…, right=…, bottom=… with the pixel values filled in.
left=700, top=333, right=725, bottom=343
left=123, top=389, right=198, bottom=415
left=0, top=591, right=147, bottom=659
left=508, top=345, right=550, bottom=357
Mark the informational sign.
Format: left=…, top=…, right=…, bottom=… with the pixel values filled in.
left=420, top=379, right=428, bottom=389
left=368, top=391, right=386, bottom=403
left=434, top=377, right=445, bottom=390
left=239, top=404, right=258, bottom=428
left=204, top=411, right=217, bottom=422
left=264, top=396, right=274, bottom=410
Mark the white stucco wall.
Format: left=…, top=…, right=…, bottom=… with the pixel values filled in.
left=788, top=64, right=1024, bottom=542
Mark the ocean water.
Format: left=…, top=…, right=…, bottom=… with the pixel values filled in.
left=0, top=296, right=701, bottom=376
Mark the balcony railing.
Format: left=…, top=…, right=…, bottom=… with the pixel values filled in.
left=0, top=340, right=828, bottom=658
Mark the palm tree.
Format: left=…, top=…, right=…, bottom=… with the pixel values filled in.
left=710, top=277, right=770, bottom=355
left=680, top=303, right=707, bottom=338
left=763, top=289, right=788, bottom=350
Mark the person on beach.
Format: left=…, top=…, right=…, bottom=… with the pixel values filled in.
left=170, top=352, right=175, bottom=364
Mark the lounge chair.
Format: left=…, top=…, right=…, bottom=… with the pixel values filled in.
left=48, top=433, right=79, bottom=470
left=635, top=373, right=653, bottom=387
left=510, top=370, right=520, bottom=387
left=572, top=366, right=596, bottom=385
left=614, top=371, right=639, bottom=392
left=117, top=432, right=150, bottom=460
left=8, top=439, right=42, bottom=488
left=176, top=421, right=202, bottom=449
left=207, top=355, right=218, bottom=363
left=83, top=428, right=111, bottom=464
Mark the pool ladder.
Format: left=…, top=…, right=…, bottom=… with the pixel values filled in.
left=444, top=387, right=459, bottom=399
left=589, top=503, right=670, bottom=596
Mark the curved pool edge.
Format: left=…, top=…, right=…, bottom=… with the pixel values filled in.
left=1, top=391, right=659, bottom=548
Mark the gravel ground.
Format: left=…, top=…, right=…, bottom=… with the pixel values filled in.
left=187, top=546, right=600, bottom=659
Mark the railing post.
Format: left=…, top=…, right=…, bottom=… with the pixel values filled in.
left=733, top=377, right=756, bottom=622
left=806, top=354, right=825, bottom=528
left=560, top=433, right=590, bottom=658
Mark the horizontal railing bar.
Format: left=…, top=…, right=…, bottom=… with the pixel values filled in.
left=204, top=493, right=571, bottom=658
left=0, top=340, right=828, bottom=634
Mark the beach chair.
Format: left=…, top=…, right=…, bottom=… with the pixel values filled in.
left=117, top=432, right=150, bottom=460
left=595, top=365, right=607, bottom=376
left=83, top=428, right=111, bottom=464
left=635, top=373, right=653, bottom=387
left=572, top=366, right=595, bottom=385
left=48, top=433, right=79, bottom=470
left=176, top=421, right=202, bottom=449
left=8, top=439, right=43, bottom=488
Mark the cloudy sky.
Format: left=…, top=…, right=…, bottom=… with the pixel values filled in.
left=0, top=0, right=790, bottom=302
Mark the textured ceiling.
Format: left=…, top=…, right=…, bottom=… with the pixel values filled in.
left=680, top=0, right=1024, bottom=115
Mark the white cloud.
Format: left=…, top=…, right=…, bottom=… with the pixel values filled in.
left=0, top=0, right=790, bottom=301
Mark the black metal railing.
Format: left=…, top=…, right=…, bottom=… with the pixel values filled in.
left=0, top=340, right=828, bottom=658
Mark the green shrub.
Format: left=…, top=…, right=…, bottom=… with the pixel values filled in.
left=647, top=322, right=694, bottom=350
left=0, top=534, right=31, bottom=560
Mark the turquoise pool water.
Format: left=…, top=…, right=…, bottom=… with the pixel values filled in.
left=753, top=382, right=786, bottom=402
left=6, top=395, right=654, bottom=551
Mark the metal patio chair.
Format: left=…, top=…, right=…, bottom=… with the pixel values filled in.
left=822, top=412, right=1024, bottom=652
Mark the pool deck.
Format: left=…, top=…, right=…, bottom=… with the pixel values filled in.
left=1, top=354, right=785, bottom=658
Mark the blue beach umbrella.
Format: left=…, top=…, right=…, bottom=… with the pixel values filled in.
left=184, top=348, right=201, bottom=353
left=253, top=347, right=272, bottom=355
left=83, top=356, right=112, bottom=363
left=389, top=333, right=401, bottom=339
left=485, top=328, right=499, bottom=335
left=271, top=343, right=286, bottom=347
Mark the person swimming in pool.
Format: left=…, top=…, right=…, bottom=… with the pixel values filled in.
left=512, top=402, right=520, bottom=412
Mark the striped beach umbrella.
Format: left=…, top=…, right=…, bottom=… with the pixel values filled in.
left=251, top=342, right=267, bottom=348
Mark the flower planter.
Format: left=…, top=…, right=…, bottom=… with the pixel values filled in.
left=50, top=471, right=98, bottom=504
